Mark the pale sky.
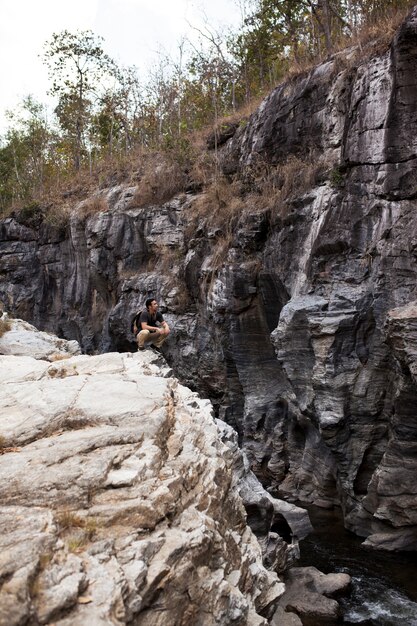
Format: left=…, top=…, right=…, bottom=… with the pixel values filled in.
left=0, top=0, right=243, bottom=135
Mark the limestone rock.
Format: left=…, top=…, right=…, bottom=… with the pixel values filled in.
left=0, top=338, right=286, bottom=625
left=274, top=566, right=351, bottom=626
left=0, top=314, right=81, bottom=361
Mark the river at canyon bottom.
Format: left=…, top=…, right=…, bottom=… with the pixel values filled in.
left=296, top=505, right=417, bottom=625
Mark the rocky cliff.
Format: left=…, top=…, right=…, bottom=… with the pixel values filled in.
left=1, top=7, right=417, bottom=551
left=1, top=318, right=304, bottom=625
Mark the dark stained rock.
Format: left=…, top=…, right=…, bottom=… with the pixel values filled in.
left=207, top=121, right=239, bottom=150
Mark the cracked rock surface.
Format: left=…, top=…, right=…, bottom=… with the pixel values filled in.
left=0, top=322, right=287, bottom=626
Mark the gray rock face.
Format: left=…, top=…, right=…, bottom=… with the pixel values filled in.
left=2, top=8, right=417, bottom=550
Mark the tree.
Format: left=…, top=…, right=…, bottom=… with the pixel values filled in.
left=231, top=0, right=414, bottom=87
left=43, top=30, right=117, bottom=170
left=0, top=96, right=56, bottom=210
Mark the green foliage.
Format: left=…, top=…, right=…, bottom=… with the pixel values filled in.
left=0, top=2, right=414, bottom=217
left=0, top=97, right=57, bottom=214
left=43, top=30, right=118, bottom=170
left=330, top=164, right=346, bottom=188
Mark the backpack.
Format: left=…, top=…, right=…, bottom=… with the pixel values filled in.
left=131, top=312, right=142, bottom=335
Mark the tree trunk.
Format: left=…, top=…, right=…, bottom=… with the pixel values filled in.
left=319, top=0, right=333, bottom=54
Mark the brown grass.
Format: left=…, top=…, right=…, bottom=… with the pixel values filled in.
left=130, top=156, right=187, bottom=208
left=188, top=151, right=218, bottom=189
left=56, top=510, right=100, bottom=549
left=247, top=154, right=326, bottom=218
left=67, top=534, right=89, bottom=553
left=0, top=318, right=12, bottom=337
left=151, top=245, right=184, bottom=274
left=55, top=510, right=85, bottom=532
left=187, top=153, right=325, bottom=235
left=287, top=5, right=413, bottom=81
left=78, top=194, right=109, bottom=219
left=188, top=177, right=245, bottom=228
left=1, top=6, right=411, bottom=228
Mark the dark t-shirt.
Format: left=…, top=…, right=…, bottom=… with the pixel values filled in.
left=138, top=309, right=164, bottom=330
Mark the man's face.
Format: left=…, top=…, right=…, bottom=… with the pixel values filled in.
left=149, top=300, right=158, bottom=314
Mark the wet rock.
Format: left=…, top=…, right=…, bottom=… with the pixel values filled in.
left=274, top=566, right=351, bottom=626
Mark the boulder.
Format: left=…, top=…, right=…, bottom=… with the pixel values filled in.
left=0, top=314, right=81, bottom=361
left=274, top=566, right=351, bottom=626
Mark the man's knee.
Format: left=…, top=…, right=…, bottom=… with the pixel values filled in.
left=137, top=330, right=150, bottom=346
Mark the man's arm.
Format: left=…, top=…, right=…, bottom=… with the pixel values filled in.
left=141, top=320, right=159, bottom=332
left=159, top=320, right=170, bottom=335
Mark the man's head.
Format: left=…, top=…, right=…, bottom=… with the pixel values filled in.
left=145, top=298, right=158, bottom=313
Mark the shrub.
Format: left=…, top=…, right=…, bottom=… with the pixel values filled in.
left=330, top=165, right=346, bottom=188
left=16, top=202, right=44, bottom=227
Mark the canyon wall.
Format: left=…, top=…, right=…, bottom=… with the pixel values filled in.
left=2, top=8, right=417, bottom=550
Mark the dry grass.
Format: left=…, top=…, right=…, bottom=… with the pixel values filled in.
left=56, top=510, right=100, bottom=552
left=130, top=156, right=187, bottom=208
left=0, top=318, right=12, bottom=338
left=188, top=176, right=245, bottom=229
left=55, top=510, right=85, bottom=532
left=247, top=154, right=326, bottom=218
left=1, top=6, right=411, bottom=227
left=287, top=5, right=413, bottom=81
left=151, top=245, right=184, bottom=274
left=67, top=534, right=89, bottom=553
left=78, top=194, right=109, bottom=219
left=188, top=151, right=218, bottom=189
left=187, top=153, right=324, bottom=234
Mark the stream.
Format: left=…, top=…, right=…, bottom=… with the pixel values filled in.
left=297, top=505, right=417, bottom=625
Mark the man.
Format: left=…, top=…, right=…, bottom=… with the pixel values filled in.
left=133, top=298, right=170, bottom=351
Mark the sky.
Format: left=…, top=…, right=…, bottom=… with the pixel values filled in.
left=0, top=0, right=243, bottom=135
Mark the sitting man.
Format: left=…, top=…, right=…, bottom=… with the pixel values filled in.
left=133, top=298, right=170, bottom=351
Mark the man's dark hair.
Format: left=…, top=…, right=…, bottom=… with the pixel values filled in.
left=145, top=298, right=156, bottom=309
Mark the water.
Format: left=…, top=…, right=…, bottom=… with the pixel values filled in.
left=296, top=505, right=417, bottom=625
